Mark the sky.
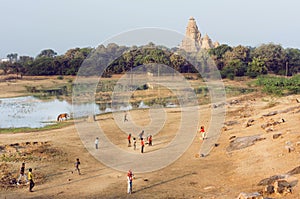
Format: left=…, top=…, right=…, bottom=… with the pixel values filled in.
left=1, top=0, right=300, bottom=58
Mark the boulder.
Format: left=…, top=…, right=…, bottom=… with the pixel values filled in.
left=237, top=192, right=263, bottom=199
left=263, top=111, right=278, bottom=117
left=272, top=133, right=282, bottom=139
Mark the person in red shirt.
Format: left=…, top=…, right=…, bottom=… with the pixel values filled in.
left=127, top=133, right=131, bottom=147
left=200, top=126, right=206, bottom=140
left=141, top=138, right=145, bottom=153
left=148, top=135, right=152, bottom=146
left=127, top=169, right=133, bottom=194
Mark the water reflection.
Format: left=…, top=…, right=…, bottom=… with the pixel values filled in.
left=0, top=96, right=176, bottom=128
left=0, top=96, right=101, bottom=128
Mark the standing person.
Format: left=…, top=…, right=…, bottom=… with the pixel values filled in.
left=139, top=130, right=144, bottom=140
left=95, top=137, right=99, bottom=149
left=148, top=135, right=152, bottom=146
left=124, top=111, right=128, bottom=122
left=141, top=138, right=145, bottom=153
left=127, top=133, right=131, bottom=147
left=17, top=162, right=28, bottom=185
left=127, top=169, right=133, bottom=194
left=28, top=168, right=35, bottom=192
left=133, top=137, right=137, bottom=150
left=200, top=126, right=206, bottom=140
left=74, top=158, right=81, bottom=175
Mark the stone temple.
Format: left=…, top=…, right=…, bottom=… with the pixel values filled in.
left=180, top=17, right=219, bottom=52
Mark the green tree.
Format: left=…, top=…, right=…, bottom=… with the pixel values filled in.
left=247, top=57, right=268, bottom=78
left=224, top=45, right=251, bottom=65
left=285, top=48, right=300, bottom=75
left=37, top=49, right=57, bottom=58
left=208, top=44, right=232, bottom=70
left=252, top=43, right=286, bottom=74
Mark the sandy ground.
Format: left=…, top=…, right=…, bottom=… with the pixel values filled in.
left=0, top=77, right=300, bottom=198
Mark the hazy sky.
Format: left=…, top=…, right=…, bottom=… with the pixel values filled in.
left=1, top=0, right=300, bottom=58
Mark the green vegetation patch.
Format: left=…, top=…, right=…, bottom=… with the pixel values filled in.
left=256, top=75, right=300, bottom=96
left=0, top=121, right=73, bottom=134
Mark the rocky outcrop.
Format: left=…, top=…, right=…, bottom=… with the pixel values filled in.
left=237, top=192, right=263, bottom=199
left=180, top=17, right=218, bottom=52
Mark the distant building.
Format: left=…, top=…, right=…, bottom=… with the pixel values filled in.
left=0, top=58, right=9, bottom=63
left=180, top=17, right=219, bottom=52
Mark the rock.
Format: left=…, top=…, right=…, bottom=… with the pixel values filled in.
left=296, top=98, right=300, bottom=103
left=264, top=185, right=274, bottom=194
left=229, top=99, right=239, bottom=105
left=263, top=111, right=278, bottom=117
left=229, top=136, right=236, bottom=140
left=272, top=133, right=282, bottom=139
left=224, top=120, right=239, bottom=126
left=258, top=175, right=285, bottom=186
left=287, top=165, right=300, bottom=175
left=222, top=126, right=228, bottom=131
left=237, top=192, right=263, bottom=199
left=273, top=180, right=292, bottom=195
left=227, top=135, right=265, bottom=152
left=203, top=186, right=215, bottom=190
left=245, top=119, right=254, bottom=127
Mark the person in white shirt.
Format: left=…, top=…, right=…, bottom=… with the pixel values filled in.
left=95, top=137, right=99, bottom=149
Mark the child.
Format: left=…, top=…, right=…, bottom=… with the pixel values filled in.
left=133, top=137, right=136, bottom=150
left=28, top=168, right=35, bottom=192
left=200, top=126, right=206, bottom=140
left=75, top=158, right=81, bottom=175
left=17, top=162, right=28, bottom=185
left=127, top=169, right=133, bottom=194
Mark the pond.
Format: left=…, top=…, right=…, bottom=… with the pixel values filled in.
left=0, top=96, right=178, bottom=129
left=0, top=96, right=103, bottom=128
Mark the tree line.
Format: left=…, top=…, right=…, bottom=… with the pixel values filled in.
left=1, top=42, right=299, bottom=79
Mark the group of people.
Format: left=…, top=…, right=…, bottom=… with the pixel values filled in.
left=127, top=131, right=152, bottom=153
left=16, top=162, right=35, bottom=192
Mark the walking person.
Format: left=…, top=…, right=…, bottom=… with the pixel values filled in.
left=139, top=130, right=144, bottom=140
left=127, top=133, right=131, bottom=147
left=127, top=169, right=133, bottom=194
left=28, top=168, right=35, bottom=192
left=95, top=137, right=99, bottom=149
left=124, top=111, right=128, bottom=122
left=200, top=126, right=206, bottom=140
left=133, top=137, right=136, bottom=150
left=74, top=158, right=81, bottom=175
left=141, top=138, right=145, bottom=153
left=17, top=162, right=28, bottom=185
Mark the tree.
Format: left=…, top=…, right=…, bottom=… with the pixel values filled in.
left=7, top=53, right=18, bottom=63
left=208, top=44, right=232, bottom=70
left=247, top=57, right=268, bottom=78
left=37, top=49, right=57, bottom=58
left=224, top=45, right=251, bottom=65
left=252, top=43, right=286, bottom=74
left=221, top=59, right=246, bottom=79
left=285, top=48, right=300, bottom=75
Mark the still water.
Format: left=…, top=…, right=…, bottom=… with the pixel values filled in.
left=0, top=96, right=176, bottom=129
left=0, top=96, right=102, bottom=128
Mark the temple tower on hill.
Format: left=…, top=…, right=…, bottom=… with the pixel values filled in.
left=180, top=17, right=219, bottom=52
